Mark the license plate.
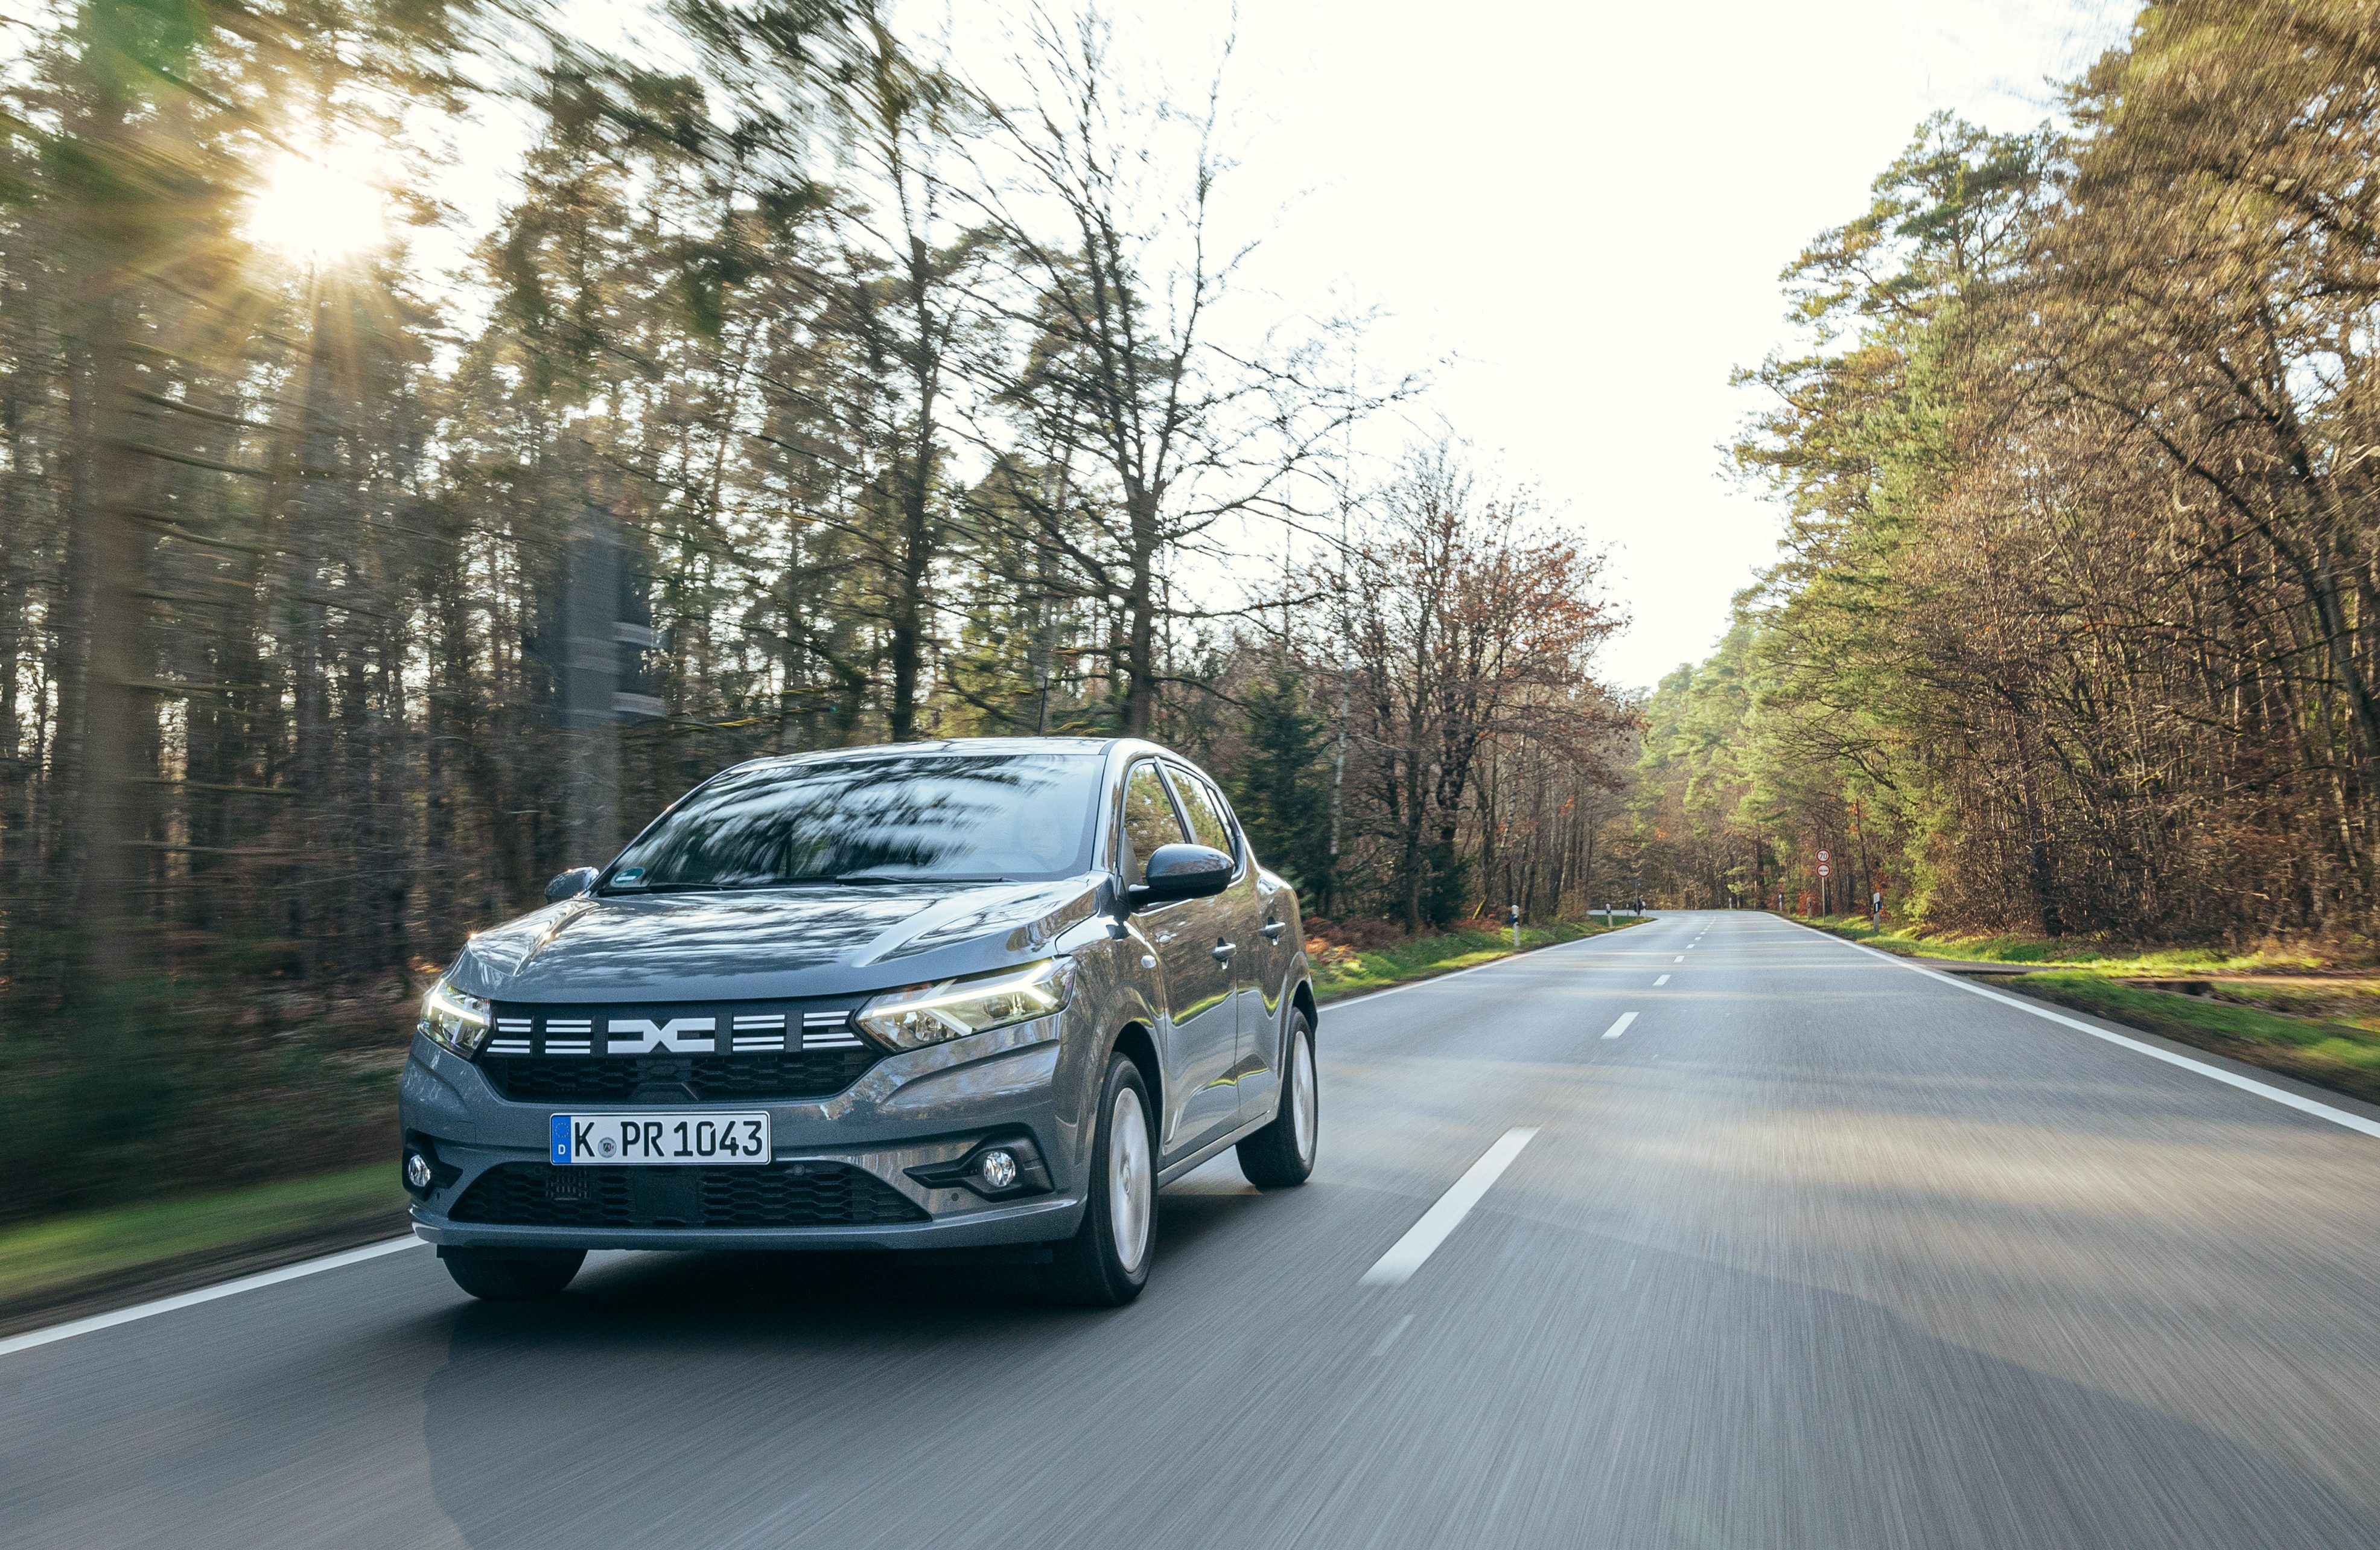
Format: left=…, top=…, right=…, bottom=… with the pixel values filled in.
left=549, top=1112, right=771, bottom=1166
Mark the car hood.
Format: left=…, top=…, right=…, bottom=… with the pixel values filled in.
left=444, top=875, right=1109, bottom=1003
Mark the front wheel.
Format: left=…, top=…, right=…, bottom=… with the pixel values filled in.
left=1048, top=1053, right=1156, bottom=1306
left=1237, top=1010, right=1317, bottom=1188
left=441, top=1247, right=585, bottom=1301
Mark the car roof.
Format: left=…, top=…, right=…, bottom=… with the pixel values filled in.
left=722, top=736, right=1130, bottom=777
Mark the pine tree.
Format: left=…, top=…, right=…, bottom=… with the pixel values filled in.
left=1229, top=664, right=1333, bottom=906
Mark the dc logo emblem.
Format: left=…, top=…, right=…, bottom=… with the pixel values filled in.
left=605, top=1015, right=717, bottom=1054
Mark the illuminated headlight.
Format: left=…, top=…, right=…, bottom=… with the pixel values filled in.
left=418, top=977, right=492, bottom=1058
left=857, top=958, right=1074, bottom=1051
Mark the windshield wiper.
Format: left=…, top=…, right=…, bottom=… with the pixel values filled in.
left=771, top=873, right=1019, bottom=886
left=612, top=873, right=1020, bottom=893
left=772, top=873, right=929, bottom=886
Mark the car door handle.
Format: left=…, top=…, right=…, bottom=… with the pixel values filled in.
left=1212, top=940, right=1236, bottom=962
left=1262, top=920, right=1284, bottom=941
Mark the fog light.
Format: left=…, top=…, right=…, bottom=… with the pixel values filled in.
left=405, top=1152, right=433, bottom=1191
left=977, top=1149, right=1019, bottom=1191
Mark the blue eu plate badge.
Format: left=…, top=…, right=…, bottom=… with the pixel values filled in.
left=550, top=1114, right=572, bottom=1166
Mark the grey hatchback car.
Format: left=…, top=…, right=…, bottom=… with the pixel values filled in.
left=399, top=738, right=1318, bottom=1306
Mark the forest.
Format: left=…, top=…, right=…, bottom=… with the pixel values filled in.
left=1630, top=0, right=2380, bottom=955
left=0, top=0, right=1631, bottom=1217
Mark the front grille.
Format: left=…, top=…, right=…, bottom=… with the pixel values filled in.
left=476, top=997, right=882, bottom=1103
left=479, top=1048, right=880, bottom=1103
left=450, top=1161, right=928, bottom=1228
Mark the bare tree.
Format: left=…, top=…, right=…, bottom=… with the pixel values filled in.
left=959, top=4, right=1379, bottom=734
left=1340, top=443, right=1625, bottom=930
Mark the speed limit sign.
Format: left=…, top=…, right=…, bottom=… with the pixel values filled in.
left=1818, top=849, right=1830, bottom=863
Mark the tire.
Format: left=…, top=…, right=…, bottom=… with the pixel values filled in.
left=1237, top=1010, right=1317, bottom=1189
left=441, top=1247, right=585, bottom=1301
left=1047, top=1053, right=1157, bottom=1306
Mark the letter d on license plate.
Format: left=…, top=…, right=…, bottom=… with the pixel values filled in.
left=549, top=1112, right=771, bottom=1166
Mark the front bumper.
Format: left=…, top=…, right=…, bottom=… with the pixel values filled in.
left=412, top=1196, right=1082, bottom=1253
left=399, top=1013, right=1090, bottom=1252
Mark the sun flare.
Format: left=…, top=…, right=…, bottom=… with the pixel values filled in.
left=244, top=149, right=387, bottom=266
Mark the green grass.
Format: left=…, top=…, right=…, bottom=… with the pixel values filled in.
left=1806, top=916, right=2308, bottom=975
left=1312, top=916, right=1647, bottom=1003
left=0, top=1162, right=406, bottom=1312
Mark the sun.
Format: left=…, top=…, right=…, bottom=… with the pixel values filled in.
left=244, top=148, right=388, bottom=266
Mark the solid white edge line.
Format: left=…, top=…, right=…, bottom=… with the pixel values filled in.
left=0, top=1235, right=427, bottom=1362
left=1796, top=920, right=2380, bottom=1141
left=1361, top=1126, right=1540, bottom=1287
left=1601, top=1012, right=1638, bottom=1041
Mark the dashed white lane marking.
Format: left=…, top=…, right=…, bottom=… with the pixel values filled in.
left=1673, top=955, right=1684, bottom=963
left=1800, top=922, right=2380, bottom=1142
left=1369, top=1313, right=1418, bottom=1357
left=0, top=1236, right=427, bottom=1362
left=1361, top=1127, right=1541, bottom=1287
left=1601, top=1012, right=1638, bottom=1041
left=1654, top=975, right=1670, bottom=986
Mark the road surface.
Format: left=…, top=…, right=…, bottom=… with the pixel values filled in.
left=10, top=911, right=2380, bottom=1549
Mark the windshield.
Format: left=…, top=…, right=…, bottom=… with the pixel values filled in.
left=602, top=752, right=1104, bottom=891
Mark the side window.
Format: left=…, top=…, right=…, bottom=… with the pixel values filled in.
left=1121, top=762, right=1189, bottom=876
left=1168, top=767, right=1238, bottom=862
left=1199, top=775, right=1245, bottom=861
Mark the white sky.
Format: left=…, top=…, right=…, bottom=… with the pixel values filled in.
left=1185, top=0, right=2138, bottom=690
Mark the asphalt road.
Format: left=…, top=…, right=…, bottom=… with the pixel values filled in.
left=11, top=911, right=2380, bottom=1549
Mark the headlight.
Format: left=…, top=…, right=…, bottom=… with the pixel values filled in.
left=418, top=977, right=492, bottom=1058
left=857, top=958, right=1075, bottom=1051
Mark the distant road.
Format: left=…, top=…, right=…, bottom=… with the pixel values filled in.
left=9, top=913, right=2380, bottom=1549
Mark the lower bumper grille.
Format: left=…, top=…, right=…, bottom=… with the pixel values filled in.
left=449, top=1162, right=929, bottom=1229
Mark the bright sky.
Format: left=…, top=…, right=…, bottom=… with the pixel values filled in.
left=1195, top=0, right=2137, bottom=690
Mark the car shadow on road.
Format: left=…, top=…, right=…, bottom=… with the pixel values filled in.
left=436, top=1172, right=1267, bottom=1328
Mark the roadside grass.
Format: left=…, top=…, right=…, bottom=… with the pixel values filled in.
left=1805, top=916, right=2312, bottom=975
left=0, top=1161, right=406, bottom=1316
left=1312, top=916, right=1646, bottom=1003
left=1803, top=916, right=2380, bottom=1106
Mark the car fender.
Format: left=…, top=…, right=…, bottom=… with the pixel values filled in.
left=1045, top=911, right=1166, bottom=1173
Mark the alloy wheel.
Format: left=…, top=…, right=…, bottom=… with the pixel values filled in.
left=1291, top=1031, right=1317, bottom=1166
left=1109, top=1084, right=1152, bottom=1273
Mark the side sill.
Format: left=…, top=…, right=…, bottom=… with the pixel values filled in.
left=1157, top=1107, right=1274, bottom=1187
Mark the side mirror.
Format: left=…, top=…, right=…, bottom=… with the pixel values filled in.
left=545, top=866, right=600, bottom=902
left=1128, top=843, right=1233, bottom=911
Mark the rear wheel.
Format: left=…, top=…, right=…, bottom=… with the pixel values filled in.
left=1048, top=1054, right=1156, bottom=1306
left=441, top=1247, right=585, bottom=1301
left=1236, top=1010, right=1317, bottom=1188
